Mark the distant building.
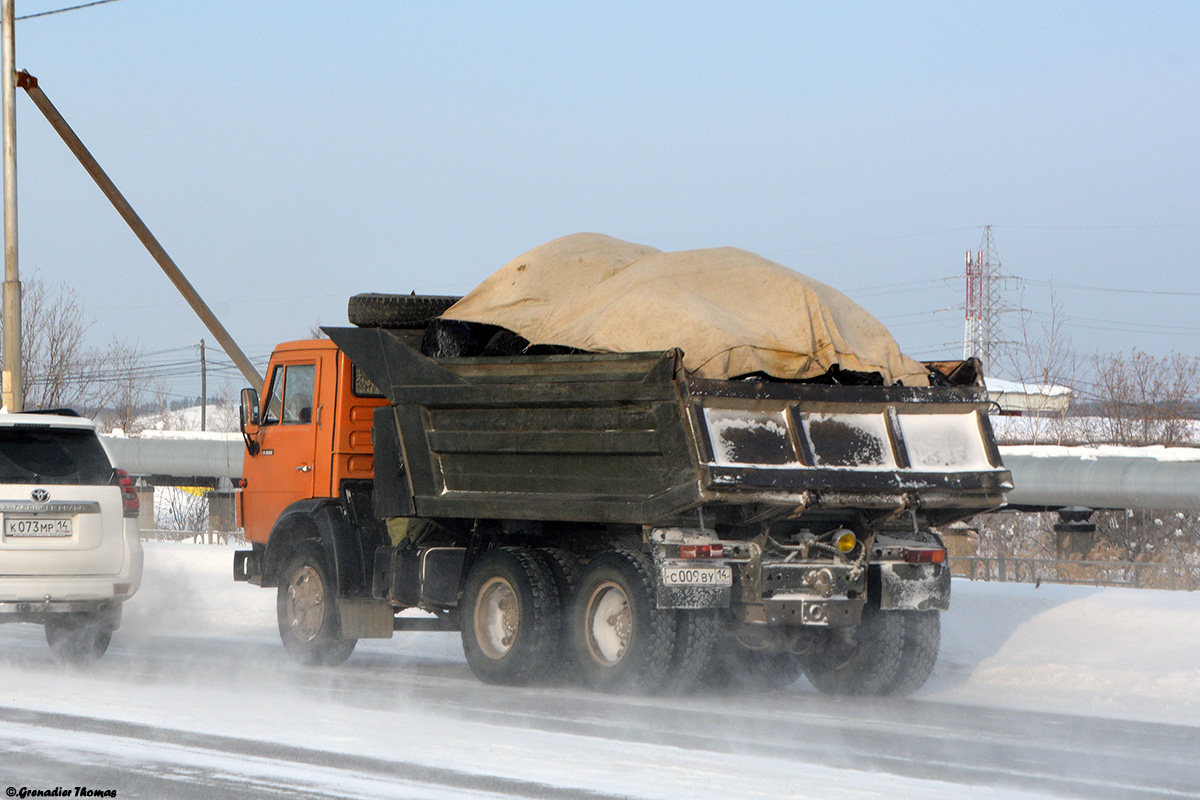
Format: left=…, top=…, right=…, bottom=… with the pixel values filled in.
left=985, top=377, right=1072, bottom=416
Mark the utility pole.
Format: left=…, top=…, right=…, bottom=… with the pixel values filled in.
left=1, top=0, right=21, bottom=411
left=199, top=338, right=206, bottom=431
left=17, top=71, right=263, bottom=392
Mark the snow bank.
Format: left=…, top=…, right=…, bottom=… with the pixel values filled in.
left=934, top=581, right=1200, bottom=724
left=1001, top=443, right=1200, bottom=462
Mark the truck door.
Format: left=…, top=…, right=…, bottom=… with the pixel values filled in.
left=242, top=360, right=320, bottom=541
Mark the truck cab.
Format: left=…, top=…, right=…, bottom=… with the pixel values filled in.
left=239, top=340, right=386, bottom=544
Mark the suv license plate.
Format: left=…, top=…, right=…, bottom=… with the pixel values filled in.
left=5, top=517, right=72, bottom=538
left=662, top=566, right=733, bottom=587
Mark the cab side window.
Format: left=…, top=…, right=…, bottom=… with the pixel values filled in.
left=261, top=363, right=315, bottom=426
left=282, top=364, right=316, bottom=425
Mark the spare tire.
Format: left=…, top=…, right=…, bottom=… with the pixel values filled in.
left=347, top=294, right=461, bottom=329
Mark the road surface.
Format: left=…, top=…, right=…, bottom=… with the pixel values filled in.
left=1, top=625, right=1196, bottom=800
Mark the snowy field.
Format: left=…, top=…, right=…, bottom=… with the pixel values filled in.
left=1, top=541, right=1198, bottom=798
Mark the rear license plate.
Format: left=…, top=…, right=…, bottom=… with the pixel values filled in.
left=4, top=517, right=72, bottom=538
left=662, top=566, right=732, bottom=587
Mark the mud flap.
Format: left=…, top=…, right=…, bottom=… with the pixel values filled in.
left=233, top=549, right=259, bottom=583
left=336, top=598, right=394, bottom=639
left=656, top=583, right=732, bottom=610
left=875, top=563, right=950, bottom=612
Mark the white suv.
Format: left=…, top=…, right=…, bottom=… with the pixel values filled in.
left=0, top=411, right=143, bottom=662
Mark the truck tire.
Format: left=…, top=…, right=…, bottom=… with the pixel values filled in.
left=663, top=610, right=717, bottom=692
left=45, top=613, right=111, bottom=664
left=347, top=294, right=461, bottom=329
left=277, top=542, right=357, bottom=666
left=461, top=547, right=561, bottom=685
left=882, top=611, right=940, bottom=696
left=535, top=548, right=582, bottom=683
left=536, top=548, right=582, bottom=603
left=571, top=550, right=675, bottom=693
left=802, top=603, right=903, bottom=696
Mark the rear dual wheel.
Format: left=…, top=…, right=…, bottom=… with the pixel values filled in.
left=802, top=604, right=940, bottom=696
left=883, top=611, right=941, bottom=696
left=572, top=550, right=676, bottom=693
left=460, top=546, right=715, bottom=693
left=664, top=609, right=718, bottom=692
left=460, top=547, right=561, bottom=685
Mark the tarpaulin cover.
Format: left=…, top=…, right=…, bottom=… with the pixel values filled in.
left=443, top=233, right=930, bottom=386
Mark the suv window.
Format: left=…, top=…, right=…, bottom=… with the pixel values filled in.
left=0, top=426, right=113, bottom=485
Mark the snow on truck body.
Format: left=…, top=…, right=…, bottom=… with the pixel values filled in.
left=234, top=235, right=1011, bottom=695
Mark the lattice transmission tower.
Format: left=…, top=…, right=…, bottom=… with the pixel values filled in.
left=962, top=225, right=1015, bottom=374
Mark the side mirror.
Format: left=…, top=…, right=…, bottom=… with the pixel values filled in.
left=240, top=388, right=262, bottom=457
left=240, top=387, right=261, bottom=429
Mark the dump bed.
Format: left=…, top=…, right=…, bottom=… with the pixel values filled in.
left=325, top=327, right=1011, bottom=528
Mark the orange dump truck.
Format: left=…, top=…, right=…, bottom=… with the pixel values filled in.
left=233, top=292, right=1010, bottom=694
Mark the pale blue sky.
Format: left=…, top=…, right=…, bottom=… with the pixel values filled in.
left=9, top=1, right=1199, bottom=397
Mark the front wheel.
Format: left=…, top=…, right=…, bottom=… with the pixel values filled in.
left=45, top=613, right=112, bottom=664
left=277, top=542, right=357, bottom=666
left=571, top=550, right=675, bottom=693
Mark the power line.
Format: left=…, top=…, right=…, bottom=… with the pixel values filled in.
left=1023, top=278, right=1200, bottom=299
left=765, top=226, right=978, bottom=257
left=1020, top=308, right=1200, bottom=337
left=851, top=277, right=959, bottom=298
left=1004, top=223, right=1200, bottom=231
left=16, top=0, right=120, bottom=20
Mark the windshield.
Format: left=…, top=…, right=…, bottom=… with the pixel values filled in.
left=0, top=426, right=114, bottom=485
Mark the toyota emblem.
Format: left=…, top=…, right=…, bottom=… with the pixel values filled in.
left=31, top=488, right=49, bottom=503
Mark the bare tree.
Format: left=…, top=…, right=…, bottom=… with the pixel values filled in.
left=155, top=486, right=209, bottom=533
left=98, top=336, right=149, bottom=433
left=1088, top=349, right=1200, bottom=446
left=15, top=277, right=98, bottom=411
left=1001, top=292, right=1080, bottom=445
left=0, top=275, right=147, bottom=421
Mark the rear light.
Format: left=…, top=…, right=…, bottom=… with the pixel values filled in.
left=904, top=548, right=946, bottom=564
left=113, top=583, right=132, bottom=596
left=680, top=543, right=724, bottom=559
left=115, top=469, right=140, bottom=518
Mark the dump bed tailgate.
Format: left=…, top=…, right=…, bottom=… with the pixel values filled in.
left=686, top=376, right=1010, bottom=518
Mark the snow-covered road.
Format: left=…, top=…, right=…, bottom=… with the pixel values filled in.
left=2, top=542, right=1198, bottom=799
